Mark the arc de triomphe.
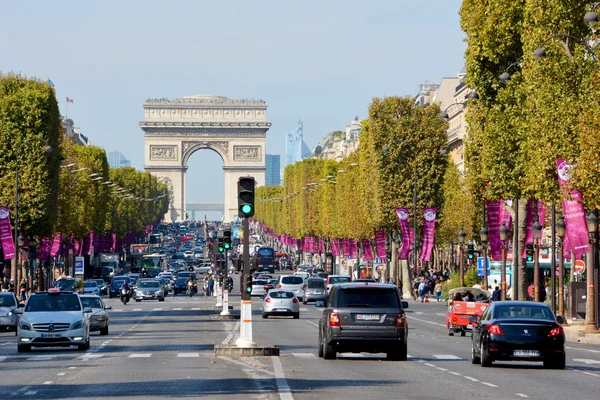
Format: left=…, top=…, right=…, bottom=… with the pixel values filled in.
left=141, top=95, right=270, bottom=223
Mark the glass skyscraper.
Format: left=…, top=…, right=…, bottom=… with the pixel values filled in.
left=265, top=154, right=281, bottom=186
left=285, top=120, right=311, bottom=166
left=108, top=151, right=131, bottom=169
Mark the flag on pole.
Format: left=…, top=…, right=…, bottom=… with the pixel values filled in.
left=66, top=97, right=74, bottom=103
left=47, top=79, right=55, bottom=87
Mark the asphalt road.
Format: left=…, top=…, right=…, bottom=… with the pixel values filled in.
left=1, top=276, right=599, bottom=400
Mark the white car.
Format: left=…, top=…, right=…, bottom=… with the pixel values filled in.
left=15, top=289, right=91, bottom=352
left=261, top=290, right=300, bottom=319
left=277, top=275, right=306, bottom=301
left=250, top=279, right=269, bottom=297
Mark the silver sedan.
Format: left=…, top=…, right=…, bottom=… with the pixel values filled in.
left=79, top=295, right=111, bottom=335
left=0, top=292, right=20, bottom=335
left=261, top=290, right=300, bottom=319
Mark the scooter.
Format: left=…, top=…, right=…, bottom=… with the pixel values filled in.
left=121, top=287, right=131, bottom=305
left=226, top=278, right=234, bottom=292
left=187, top=281, right=194, bottom=297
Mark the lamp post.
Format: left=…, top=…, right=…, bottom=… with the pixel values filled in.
left=458, top=229, right=466, bottom=287
left=13, top=139, right=52, bottom=295
left=480, top=226, right=489, bottom=289
left=499, top=222, right=509, bottom=300
left=532, top=216, right=543, bottom=302
left=585, top=211, right=598, bottom=333
left=556, top=216, right=566, bottom=322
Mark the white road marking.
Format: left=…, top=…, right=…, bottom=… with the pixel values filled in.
left=128, top=353, right=152, bottom=358
left=481, top=382, right=498, bottom=387
left=68, top=366, right=76, bottom=369
left=424, top=363, right=435, bottom=367
left=436, top=367, right=448, bottom=371
left=1, top=342, right=11, bottom=346
left=448, top=371, right=461, bottom=376
left=27, top=356, right=54, bottom=361
left=300, top=308, right=308, bottom=312
left=272, top=355, right=294, bottom=400
left=222, top=320, right=241, bottom=345
left=464, top=376, right=479, bottom=382
left=414, top=311, right=426, bottom=315
left=173, top=308, right=182, bottom=310
left=57, top=373, right=66, bottom=376
left=23, top=391, right=37, bottom=395
left=305, top=320, right=319, bottom=328
left=191, top=307, right=201, bottom=310
left=292, top=353, right=317, bottom=358
left=113, top=309, right=123, bottom=311
left=566, top=346, right=600, bottom=354
left=433, top=354, right=462, bottom=360
left=177, top=353, right=200, bottom=358
left=573, top=358, right=600, bottom=364
left=436, top=313, right=446, bottom=316
left=153, top=308, right=163, bottom=311
left=408, top=316, right=446, bottom=328
left=582, top=371, right=600, bottom=377
left=79, top=354, right=104, bottom=361
left=219, top=356, right=275, bottom=376
left=515, top=394, right=529, bottom=398
left=133, top=308, right=142, bottom=311
left=43, top=381, right=53, bottom=385
left=0, top=357, right=6, bottom=362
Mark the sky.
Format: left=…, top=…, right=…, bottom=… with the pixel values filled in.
left=0, top=0, right=466, bottom=220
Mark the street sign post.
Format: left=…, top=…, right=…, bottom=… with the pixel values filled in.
left=477, top=257, right=491, bottom=277
left=574, top=259, right=586, bottom=274
left=74, top=257, right=84, bottom=276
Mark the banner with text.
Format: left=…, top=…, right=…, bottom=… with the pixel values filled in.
left=0, top=207, right=15, bottom=260
left=557, top=159, right=590, bottom=259
left=396, top=208, right=410, bottom=260
left=419, top=208, right=436, bottom=262
left=374, top=230, right=387, bottom=261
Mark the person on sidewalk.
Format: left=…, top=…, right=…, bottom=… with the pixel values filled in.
left=491, top=286, right=501, bottom=302
left=207, top=275, right=214, bottom=297
left=1, top=277, right=8, bottom=292
left=434, top=281, right=443, bottom=302
left=413, top=279, right=420, bottom=301
left=418, top=280, right=427, bottom=302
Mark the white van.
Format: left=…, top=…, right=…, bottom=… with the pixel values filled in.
left=277, top=275, right=306, bottom=301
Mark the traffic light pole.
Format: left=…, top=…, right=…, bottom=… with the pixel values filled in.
left=221, top=249, right=230, bottom=316
left=236, top=216, right=255, bottom=347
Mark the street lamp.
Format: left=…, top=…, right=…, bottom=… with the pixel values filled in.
left=13, top=139, right=53, bottom=293
left=585, top=211, right=598, bottom=332
left=534, top=34, right=598, bottom=64
left=532, top=216, right=543, bottom=302
left=498, top=59, right=523, bottom=83
left=499, top=222, right=509, bottom=300
left=480, top=226, right=489, bottom=289
left=439, top=102, right=466, bottom=120
left=458, top=229, right=466, bottom=287
left=556, top=216, right=567, bottom=322
left=60, top=163, right=76, bottom=169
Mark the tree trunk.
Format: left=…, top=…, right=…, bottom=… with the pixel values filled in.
left=517, top=199, right=529, bottom=301
left=391, top=240, right=398, bottom=282
left=401, top=259, right=412, bottom=299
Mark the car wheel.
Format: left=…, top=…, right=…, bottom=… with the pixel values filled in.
left=159, top=298, right=165, bottom=302
left=303, top=299, right=307, bottom=305
left=100, top=326, right=109, bottom=336
left=293, top=313, right=300, bottom=319
left=262, top=313, right=268, bottom=319
left=17, top=344, right=31, bottom=353
left=387, top=341, right=407, bottom=361
left=480, top=340, right=492, bottom=367
left=318, top=331, right=324, bottom=358
left=78, top=341, right=88, bottom=351
left=136, top=299, right=141, bottom=302
left=322, top=339, right=336, bottom=360
left=471, top=340, right=480, bottom=364
left=460, top=331, right=466, bottom=337
left=544, top=353, right=566, bottom=370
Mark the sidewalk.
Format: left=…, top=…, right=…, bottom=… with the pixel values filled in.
left=563, top=322, right=600, bottom=345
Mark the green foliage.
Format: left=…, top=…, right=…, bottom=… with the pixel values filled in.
left=437, top=162, right=476, bottom=245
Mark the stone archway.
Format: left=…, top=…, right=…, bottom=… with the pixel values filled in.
left=141, top=95, right=271, bottom=222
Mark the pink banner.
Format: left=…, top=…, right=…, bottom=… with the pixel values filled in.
left=557, top=159, right=590, bottom=259
left=349, top=239, right=359, bottom=259
left=331, top=239, right=340, bottom=257
left=38, top=237, right=51, bottom=261
left=521, top=200, right=546, bottom=258
left=318, top=237, right=325, bottom=253
left=0, top=207, right=15, bottom=260
left=486, top=200, right=502, bottom=261
left=305, top=237, right=316, bottom=253
left=296, top=238, right=303, bottom=251
left=419, top=208, right=437, bottom=262
left=374, top=230, right=387, bottom=261
left=341, top=238, right=350, bottom=257
left=396, top=208, right=411, bottom=260
left=74, top=241, right=81, bottom=256
left=50, top=234, right=62, bottom=257
left=361, top=239, right=374, bottom=261
left=111, top=233, right=117, bottom=252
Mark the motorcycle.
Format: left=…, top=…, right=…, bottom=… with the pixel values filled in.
left=226, top=278, right=234, bottom=292
left=187, top=281, right=194, bottom=297
left=120, top=287, right=131, bottom=305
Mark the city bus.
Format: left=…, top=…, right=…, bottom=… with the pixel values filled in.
left=252, top=246, right=276, bottom=273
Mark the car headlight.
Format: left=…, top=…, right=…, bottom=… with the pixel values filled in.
left=92, top=315, right=106, bottom=321
left=155, top=290, right=162, bottom=295
left=71, top=320, right=84, bottom=330
left=7, top=311, right=13, bottom=316
left=19, top=321, right=31, bottom=330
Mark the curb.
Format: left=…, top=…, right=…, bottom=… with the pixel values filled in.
left=564, top=326, right=600, bottom=345
left=214, top=345, right=279, bottom=357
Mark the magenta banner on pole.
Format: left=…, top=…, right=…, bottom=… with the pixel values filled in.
left=318, top=237, right=325, bottom=253
left=296, top=238, right=304, bottom=251
left=500, top=201, right=512, bottom=236
left=0, top=206, right=16, bottom=260
left=361, top=239, right=374, bottom=261
left=111, top=233, right=117, bottom=252
left=50, top=234, right=62, bottom=257
left=521, top=200, right=546, bottom=258
left=349, top=239, right=359, bottom=259
left=342, top=238, right=350, bottom=257
left=38, top=237, right=51, bottom=262
left=419, top=208, right=436, bottom=262
left=331, top=239, right=340, bottom=257
left=557, top=159, right=590, bottom=259
left=305, top=237, right=316, bottom=253
left=396, top=208, right=410, bottom=260
left=374, top=230, right=387, bottom=261
left=486, top=200, right=502, bottom=261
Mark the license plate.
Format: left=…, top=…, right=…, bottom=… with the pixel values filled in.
left=41, top=333, right=61, bottom=338
left=514, top=350, right=539, bottom=357
left=356, top=314, right=380, bottom=320
left=275, top=308, right=288, bottom=312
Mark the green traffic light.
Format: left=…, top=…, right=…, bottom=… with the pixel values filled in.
left=218, top=246, right=224, bottom=253
left=526, top=256, right=533, bottom=262
left=240, top=204, right=253, bottom=215
left=224, top=243, right=231, bottom=249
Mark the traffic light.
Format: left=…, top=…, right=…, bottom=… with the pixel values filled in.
left=467, top=244, right=475, bottom=260
left=223, top=230, right=232, bottom=250
left=217, top=238, right=225, bottom=253
left=244, top=273, right=253, bottom=295
left=238, top=177, right=255, bottom=217
left=525, top=243, right=534, bottom=262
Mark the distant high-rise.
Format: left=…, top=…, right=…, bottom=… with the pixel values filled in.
left=265, top=154, right=281, bottom=186
left=285, top=120, right=311, bottom=166
left=108, top=151, right=131, bottom=169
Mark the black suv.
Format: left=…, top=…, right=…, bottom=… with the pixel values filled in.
left=317, top=283, right=408, bottom=360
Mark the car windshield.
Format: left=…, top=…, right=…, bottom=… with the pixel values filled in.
left=84, top=282, right=97, bottom=288
left=93, top=280, right=105, bottom=286
left=112, top=279, right=127, bottom=287
left=54, top=279, right=76, bottom=290
left=494, top=305, right=554, bottom=320
left=269, top=291, right=294, bottom=299
left=138, top=281, right=160, bottom=288
left=338, top=288, right=399, bottom=308
left=307, top=281, right=325, bottom=289
left=330, top=276, right=351, bottom=284
left=25, top=294, right=81, bottom=312
left=253, top=280, right=267, bottom=286
left=0, top=293, right=16, bottom=307
left=80, top=297, right=103, bottom=309
left=282, top=276, right=304, bottom=285
left=176, top=278, right=187, bottom=284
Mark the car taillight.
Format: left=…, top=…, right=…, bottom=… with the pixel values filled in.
left=395, top=312, right=407, bottom=327
left=278, top=284, right=282, bottom=288
left=265, top=297, right=271, bottom=303
left=549, top=326, right=564, bottom=337
left=488, top=323, right=504, bottom=336
left=329, top=312, right=340, bottom=327
left=292, top=298, right=298, bottom=303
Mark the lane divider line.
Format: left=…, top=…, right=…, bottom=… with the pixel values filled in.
left=272, top=355, right=294, bottom=400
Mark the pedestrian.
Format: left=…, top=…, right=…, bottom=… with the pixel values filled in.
left=418, top=280, right=427, bottom=302
left=434, top=280, right=443, bottom=302
left=506, top=285, right=513, bottom=300
left=19, top=278, right=28, bottom=302
left=491, top=286, right=501, bottom=302
left=527, top=284, right=534, bottom=301
left=413, top=279, right=420, bottom=301
left=207, top=275, right=214, bottom=297
left=0, top=277, right=8, bottom=292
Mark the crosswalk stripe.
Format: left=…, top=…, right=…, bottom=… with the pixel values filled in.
left=292, top=353, right=317, bottom=358
left=133, top=309, right=142, bottom=311
left=173, top=308, right=182, bottom=310
left=79, top=354, right=104, bottom=361
left=177, top=353, right=199, bottom=358
left=299, top=308, right=309, bottom=312
left=128, top=353, right=152, bottom=358
left=433, top=354, right=462, bottom=360
left=0, top=357, right=6, bottom=362
left=436, top=313, right=446, bottom=316
left=27, top=356, right=54, bottom=361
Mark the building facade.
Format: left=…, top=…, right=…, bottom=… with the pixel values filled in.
left=61, top=118, right=89, bottom=146
left=265, top=154, right=281, bottom=186
left=108, top=151, right=132, bottom=169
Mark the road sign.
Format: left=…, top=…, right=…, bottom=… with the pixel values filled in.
left=75, top=257, right=84, bottom=275
left=477, top=257, right=491, bottom=277
left=574, top=259, right=586, bottom=273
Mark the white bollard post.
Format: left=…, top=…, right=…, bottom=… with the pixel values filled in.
left=235, top=299, right=255, bottom=347
left=215, top=281, right=222, bottom=307
left=220, top=289, right=230, bottom=316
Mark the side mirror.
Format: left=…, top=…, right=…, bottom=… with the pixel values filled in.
left=105, top=306, right=112, bottom=310
left=315, top=300, right=326, bottom=308
left=556, top=315, right=565, bottom=325
left=401, top=300, right=409, bottom=309
left=84, top=308, right=92, bottom=314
